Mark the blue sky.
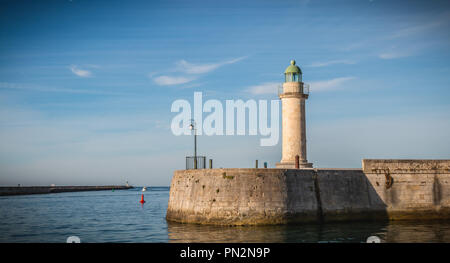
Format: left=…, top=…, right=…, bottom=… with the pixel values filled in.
left=0, top=0, right=449, bottom=186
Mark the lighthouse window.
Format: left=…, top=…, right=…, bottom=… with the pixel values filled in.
left=286, top=73, right=295, bottom=82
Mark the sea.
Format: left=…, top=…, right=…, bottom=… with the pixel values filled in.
left=0, top=187, right=449, bottom=243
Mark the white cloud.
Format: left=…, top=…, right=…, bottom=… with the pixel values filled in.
left=309, top=77, right=355, bottom=92
left=307, top=60, right=356, bottom=68
left=175, top=56, right=247, bottom=74
left=70, top=65, right=92, bottom=77
left=246, top=82, right=279, bottom=95
left=151, top=56, right=247, bottom=86
left=341, top=11, right=450, bottom=59
left=386, top=13, right=449, bottom=40
left=389, top=22, right=440, bottom=39
left=379, top=51, right=412, bottom=60
left=153, top=75, right=196, bottom=86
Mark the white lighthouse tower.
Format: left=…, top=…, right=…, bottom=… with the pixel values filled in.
left=276, top=60, right=313, bottom=168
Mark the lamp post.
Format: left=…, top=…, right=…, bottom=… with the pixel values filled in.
left=189, top=119, right=197, bottom=169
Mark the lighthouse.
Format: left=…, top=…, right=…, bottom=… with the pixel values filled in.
left=276, top=60, right=313, bottom=168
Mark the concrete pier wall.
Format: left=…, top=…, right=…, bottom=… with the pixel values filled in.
left=166, top=159, right=450, bottom=225
left=362, top=159, right=450, bottom=220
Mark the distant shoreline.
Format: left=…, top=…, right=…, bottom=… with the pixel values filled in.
left=0, top=185, right=134, bottom=196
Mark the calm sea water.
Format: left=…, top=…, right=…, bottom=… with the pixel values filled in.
left=0, top=187, right=449, bottom=243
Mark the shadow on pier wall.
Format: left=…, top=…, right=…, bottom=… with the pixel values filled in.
left=284, top=169, right=389, bottom=223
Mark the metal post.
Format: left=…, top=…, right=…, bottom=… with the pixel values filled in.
left=189, top=119, right=198, bottom=170
left=209, top=159, right=213, bottom=169
left=255, top=160, right=258, bottom=168
left=295, top=155, right=300, bottom=169
left=194, top=129, right=197, bottom=169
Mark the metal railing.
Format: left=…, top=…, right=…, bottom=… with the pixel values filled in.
left=186, top=156, right=206, bottom=169
left=277, top=85, right=283, bottom=97
left=303, top=83, right=310, bottom=95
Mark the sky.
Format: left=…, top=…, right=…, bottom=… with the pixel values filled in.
left=0, top=0, right=449, bottom=186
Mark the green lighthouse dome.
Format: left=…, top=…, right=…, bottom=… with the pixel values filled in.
left=284, top=60, right=302, bottom=82
left=284, top=60, right=302, bottom=74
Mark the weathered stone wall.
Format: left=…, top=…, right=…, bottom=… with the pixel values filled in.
left=363, top=159, right=450, bottom=220
left=166, top=160, right=450, bottom=225
left=166, top=169, right=304, bottom=225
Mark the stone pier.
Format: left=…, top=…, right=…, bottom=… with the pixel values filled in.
left=166, top=159, right=450, bottom=225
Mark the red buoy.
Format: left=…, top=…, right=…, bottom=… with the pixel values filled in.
left=139, top=194, right=145, bottom=204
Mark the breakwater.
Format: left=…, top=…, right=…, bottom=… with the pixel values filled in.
left=166, top=159, right=450, bottom=225
left=0, top=185, right=133, bottom=196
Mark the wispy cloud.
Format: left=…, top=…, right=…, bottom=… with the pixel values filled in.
left=246, top=82, right=279, bottom=95
left=152, top=76, right=196, bottom=86
left=151, top=56, right=247, bottom=86
left=376, top=15, right=450, bottom=60
left=342, top=11, right=450, bottom=59
left=175, top=56, right=247, bottom=74
left=70, top=65, right=92, bottom=77
left=388, top=22, right=441, bottom=39
left=386, top=12, right=450, bottom=40
left=378, top=50, right=412, bottom=60
left=310, top=77, right=355, bottom=92
left=307, top=59, right=356, bottom=68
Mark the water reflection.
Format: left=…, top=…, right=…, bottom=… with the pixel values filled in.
left=168, top=220, right=450, bottom=243
left=384, top=221, right=450, bottom=243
